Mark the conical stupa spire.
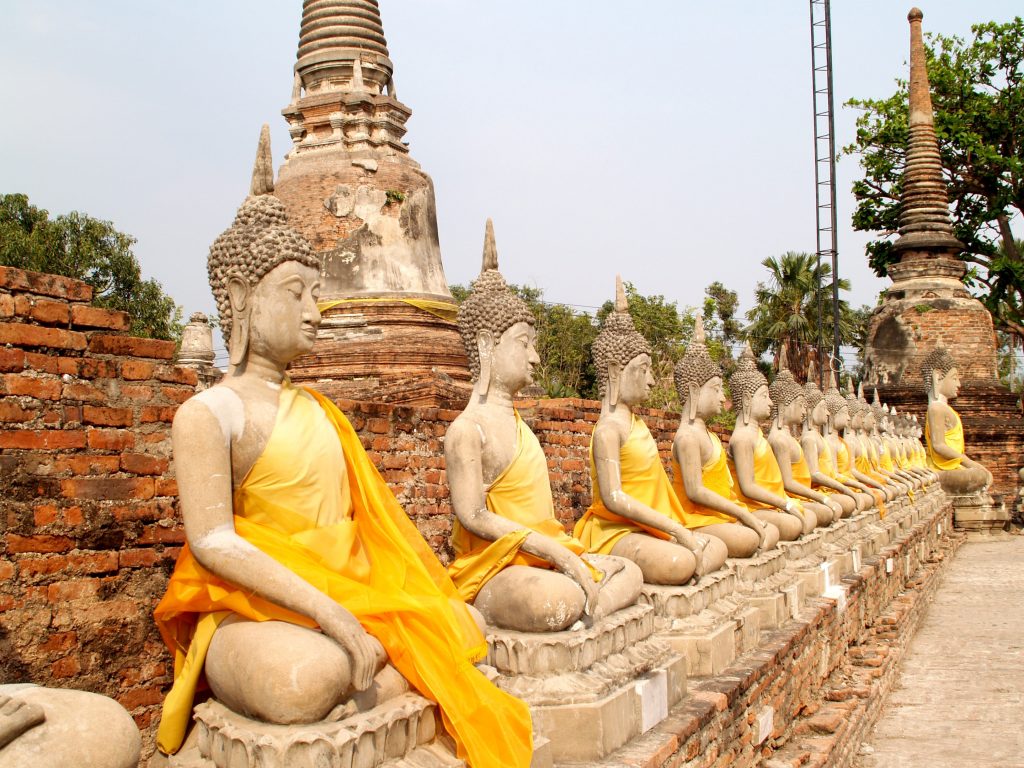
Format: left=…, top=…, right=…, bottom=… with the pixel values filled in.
left=893, top=8, right=963, bottom=256
left=250, top=124, right=274, bottom=196
left=296, top=1, right=392, bottom=93
left=481, top=219, right=499, bottom=272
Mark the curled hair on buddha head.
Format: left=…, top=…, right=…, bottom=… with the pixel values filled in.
left=673, top=313, right=722, bottom=408
left=871, top=388, right=887, bottom=423
left=456, top=219, right=536, bottom=384
left=768, top=345, right=803, bottom=423
left=208, top=125, right=319, bottom=364
left=803, top=358, right=824, bottom=411
left=823, top=356, right=848, bottom=417
left=920, top=346, right=958, bottom=393
left=592, top=275, right=651, bottom=400
left=729, top=341, right=768, bottom=411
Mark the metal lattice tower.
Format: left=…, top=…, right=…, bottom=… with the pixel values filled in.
left=809, top=0, right=842, bottom=382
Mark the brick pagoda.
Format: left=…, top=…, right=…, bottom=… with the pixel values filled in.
left=275, top=0, right=470, bottom=405
left=863, top=8, right=1023, bottom=504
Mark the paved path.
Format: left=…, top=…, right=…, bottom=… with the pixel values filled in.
left=858, top=536, right=1024, bottom=768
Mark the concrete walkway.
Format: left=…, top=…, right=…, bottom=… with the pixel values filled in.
left=858, top=536, right=1024, bottom=768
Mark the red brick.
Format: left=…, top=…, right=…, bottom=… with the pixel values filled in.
left=0, top=347, right=25, bottom=371
left=155, top=478, right=178, bottom=496
left=6, top=534, right=76, bottom=554
left=138, top=525, right=185, bottom=545
left=2, top=373, right=62, bottom=400
left=50, top=656, right=82, bottom=679
left=0, top=266, right=93, bottom=301
left=88, top=334, right=175, bottom=360
left=83, top=405, right=133, bottom=427
left=155, top=366, right=198, bottom=386
left=87, top=428, right=135, bottom=451
left=0, top=401, right=38, bottom=422
left=70, top=304, right=130, bottom=331
left=0, top=293, right=12, bottom=318
left=0, top=429, right=87, bottom=450
left=120, top=453, right=168, bottom=476
left=119, top=360, right=155, bottom=380
left=0, top=562, right=14, bottom=579
left=0, top=322, right=86, bottom=351
left=119, top=384, right=153, bottom=401
left=24, top=352, right=79, bottom=376
left=160, top=386, right=194, bottom=404
left=118, top=549, right=162, bottom=568
left=60, top=477, right=155, bottom=501
left=140, top=406, right=177, bottom=424
left=61, top=381, right=108, bottom=402
left=117, top=685, right=163, bottom=710
left=77, top=358, right=118, bottom=379
left=39, top=632, right=77, bottom=653
left=54, top=455, right=122, bottom=475
left=14, top=295, right=70, bottom=325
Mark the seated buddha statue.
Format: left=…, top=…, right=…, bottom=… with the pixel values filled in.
left=445, top=222, right=642, bottom=632
left=874, top=400, right=923, bottom=489
left=921, top=347, right=992, bottom=494
left=671, top=322, right=780, bottom=558
left=820, top=370, right=879, bottom=512
left=854, top=385, right=912, bottom=496
left=765, top=350, right=843, bottom=528
left=843, top=383, right=899, bottom=502
left=574, top=278, right=728, bottom=584
left=798, top=361, right=859, bottom=517
left=153, top=151, right=532, bottom=768
left=0, top=685, right=140, bottom=768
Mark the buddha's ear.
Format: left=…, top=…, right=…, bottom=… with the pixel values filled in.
left=687, top=382, right=700, bottom=422
left=477, top=329, right=495, bottom=397
left=227, top=275, right=251, bottom=367
left=741, top=396, right=752, bottom=426
left=607, top=361, right=621, bottom=407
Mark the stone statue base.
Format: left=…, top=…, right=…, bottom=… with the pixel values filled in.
left=484, top=604, right=685, bottom=764
left=729, top=548, right=807, bottom=630
left=167, top=694, right=462, bottom=768
left=640, top=570, right=761, bottom=677
left=949, top=490, right=1009, bottom=533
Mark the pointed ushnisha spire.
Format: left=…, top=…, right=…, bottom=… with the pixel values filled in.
left=893, top=8, right=963, bottom=257
left=872, top=388, right=882, bottom=406
left=482, top=218, right=499, bottom=272
left=250, top=124, right=275, bottom=196
left=614, top=274, right=628, bottom=313
left=693, top=312, right=707, bottom=346
left=777, top=343, right=790, bottom=374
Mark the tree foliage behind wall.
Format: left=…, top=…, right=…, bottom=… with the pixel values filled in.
left=0, top=194, right=182, bottom=340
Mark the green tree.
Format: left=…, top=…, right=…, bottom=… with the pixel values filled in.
left=703, top=281, right=744, bottom=374
left=745, top=252, right=858, bottom=380
left=843, top=17, right=1024, bottom=341
left=0, top=194, right=182, bottom=340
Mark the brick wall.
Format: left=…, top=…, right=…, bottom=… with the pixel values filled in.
left=0, top=266, right=193, bottom=739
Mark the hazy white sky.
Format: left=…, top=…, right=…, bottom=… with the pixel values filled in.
left=1, top=1, right=1020, bottom=332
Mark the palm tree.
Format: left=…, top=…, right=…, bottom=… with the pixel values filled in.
left=745, top=252, right=857, bottom=381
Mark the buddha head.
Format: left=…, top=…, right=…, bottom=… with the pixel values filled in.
left=456, top=219, right=538, bottom=397
left=856, top=382, right=875, bottom=432
left=803, top=359, right=828, bottom=428
left=823, top=362, right=849, bottom=431
left=208, top=125, right=321, bottom=369
left=871, top=390, right=888, bottom=434
left=673, top=314, right=724, bottom=421
left=730, top=342, right=771, bottom=425
left=921, top=347, right=960, bottom=401
left=768, top=347, right=805, bottom=428
left=593, top=276, right=653, bottom=407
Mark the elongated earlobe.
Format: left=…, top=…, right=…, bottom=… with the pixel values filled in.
left=227, top=276, right=250, bottom=367
left=687, top=383, right=699, bottom=422
left=477, top=330, right=494, bottom=398
left=607, top=362, right=621, bottom=407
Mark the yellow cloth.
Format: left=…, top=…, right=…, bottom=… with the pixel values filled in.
left=879, top=442, right=895, bottom=472
left=926, top=407, right=964, bottom=471
left=574, top=416, right=681, bottom=554
left=448, top=411, right=601, bottom=603
left=317, top=297, right=459, bottom=323
left=671, top=431, right=746, bottom=528
left=729, top=433, right=792, bottom=511
left=153, top=383, right=532, bottom=767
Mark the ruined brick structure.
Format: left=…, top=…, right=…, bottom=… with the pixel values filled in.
left=863, top=9, right=1023, bottom=504
left=273, top=0, right=470, bottom=401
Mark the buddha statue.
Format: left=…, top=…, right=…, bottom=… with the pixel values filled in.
left=671, top=323, right=780, bottom=557
left=921, top=347, right=993, bottom=494
left=445, top=222, right=642, bottom=632
left=0, top=685, right=140, bottom=768
left=821, top=369, right=881, bottom=511
left=843, top=382, right=898, bottom=502
left=765, top=350, right=843, bottom=528
left=855, top=385, right=913, bottom=496
left=727, top=344, right=815, bottom=540
left=874, top=400, right=923, bottom=489
left=798, top=361, right=859, bottom=517
left=574, top=278, right=728, bottom=584
left=153, top=144, right=532, bottom=768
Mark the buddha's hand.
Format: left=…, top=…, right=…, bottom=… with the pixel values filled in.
left=317, top=605, right=380, bottom=693
left=755, top=520, right=770, bottom=552
left=561, top=555, right=601, bottom=618
left=672, top=527, right=705, bottom=581
left=826, top=498, right=843, bottom=517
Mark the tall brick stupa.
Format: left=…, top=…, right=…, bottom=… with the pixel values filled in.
left=864, top=8, right=1023, bottom=503
left=276, top=0, right=471, bottom=405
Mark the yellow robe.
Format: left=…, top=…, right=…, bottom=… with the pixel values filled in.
left=574, top=416, right=681, bottom=554
left=671, top=431, right=747, bottom=528
left=840, top=435, right=886, bottom=516
left=729, top=433, right=795, bottom=511
left=153, top=384, right=532, bottom=767
left=926, top=407, right=965, bottom=471
left=448, top=411, right=600, bottom=603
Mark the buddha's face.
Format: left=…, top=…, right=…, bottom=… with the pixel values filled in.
left=618, top=353, right=654, bottom=406
left=246, top=261, right=321, bottom=367
left=935, top=367, right=960, bottom=399
left=490, top=320, right=539, bottom=394
left=750, top=384, right=772, bottom=422
left=782, top=395, right=806, bottom=426
left=811, top=399, right=829, bottom=427
left=850, top=409, right=863, bottom=431
left=863, top=410, right=876, bottom=432
left=696, top=376, right=725, bottom=419
left=833, top=406, right=850, bottom=430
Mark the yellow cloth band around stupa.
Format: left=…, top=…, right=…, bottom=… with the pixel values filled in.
left=317, top=297, right=459, bottom=323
